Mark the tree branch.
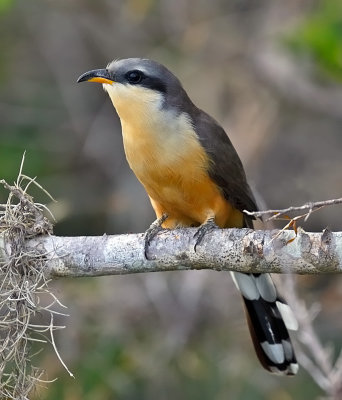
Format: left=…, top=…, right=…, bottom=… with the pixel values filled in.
left=3, top=227, right=340, bottom=278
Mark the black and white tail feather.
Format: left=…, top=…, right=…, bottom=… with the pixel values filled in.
left=231, top=271, right=298, bottom=375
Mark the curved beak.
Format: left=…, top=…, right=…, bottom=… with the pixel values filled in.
left=77, top=69, right=114, bottom=84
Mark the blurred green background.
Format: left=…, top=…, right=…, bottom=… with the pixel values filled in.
left=1, top=0, right=342, bottom=399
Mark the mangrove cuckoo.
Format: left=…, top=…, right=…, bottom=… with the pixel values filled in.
left=77, top=58, right=298, bottom=375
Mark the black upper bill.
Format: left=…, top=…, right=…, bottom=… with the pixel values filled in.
left=77, top=69, right=113, bottom=84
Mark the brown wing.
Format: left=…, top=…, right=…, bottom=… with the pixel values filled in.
left=192, top=109, right=257, bottom=226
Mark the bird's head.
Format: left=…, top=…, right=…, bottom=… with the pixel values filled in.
left=77, top=58, right=192, bottom=122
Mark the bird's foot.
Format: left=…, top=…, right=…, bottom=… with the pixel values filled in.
left=144, top=213, right=168, bottom=259
left=194, top=217, right=218, bottom=251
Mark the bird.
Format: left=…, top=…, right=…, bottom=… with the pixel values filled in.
left=77, top=58, right=298, bottom=375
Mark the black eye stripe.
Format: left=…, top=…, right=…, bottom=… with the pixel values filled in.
left=141, top=78, right=167, bottom=94
left=123, top=69, right=167, bottom=93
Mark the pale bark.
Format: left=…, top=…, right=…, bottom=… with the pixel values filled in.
left=1, top=228, right=341, bottom=277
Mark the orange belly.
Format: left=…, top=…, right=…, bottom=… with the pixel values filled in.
left=120, top=111, right=243, bottom=229
left=146, top=170, right=243, bottom=229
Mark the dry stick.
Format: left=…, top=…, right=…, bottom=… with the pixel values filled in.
left=283, top=274, right=342, bottom=398
left=283, top=275, right=333, bottom=392
left=244, top=197, right=342, bottom=220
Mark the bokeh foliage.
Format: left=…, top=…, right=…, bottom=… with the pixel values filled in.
left=285, top=0, right=342, bottom=82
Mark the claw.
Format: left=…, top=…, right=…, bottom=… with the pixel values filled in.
left=144, top=213, right=168, bottom=259
left=194, top=217, right=218, bottom=252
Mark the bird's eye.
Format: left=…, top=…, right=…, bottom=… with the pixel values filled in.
left=126, top=70, right=144, bottom=84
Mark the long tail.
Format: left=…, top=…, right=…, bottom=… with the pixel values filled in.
left=231, top=271, right=298, bottom=375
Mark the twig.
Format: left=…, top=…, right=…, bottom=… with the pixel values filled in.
left=282, top=274, right=342, bottom=399
left=244, top=197, right=342, bottom=221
